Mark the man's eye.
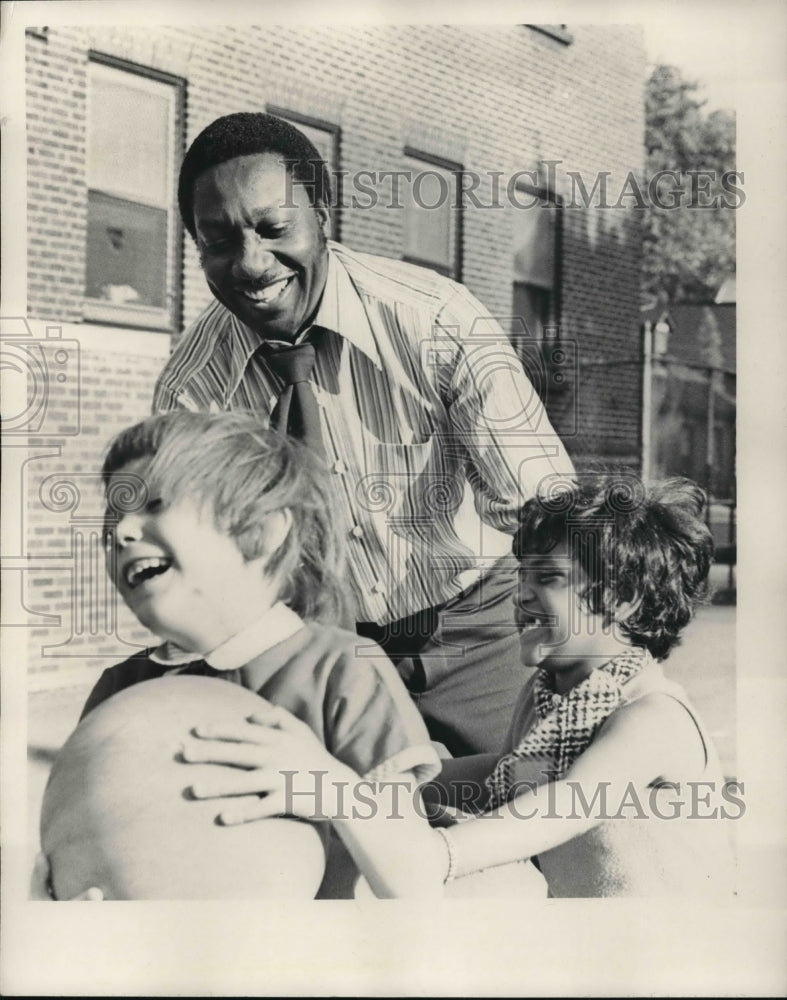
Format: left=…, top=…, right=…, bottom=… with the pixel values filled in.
left=257, top=222, right=287, bottom=238
left=536, top=573, right=562, bottom=584
left=145, top=498, right=163, bottom=513
left=200, top=235, right=233, bottom=254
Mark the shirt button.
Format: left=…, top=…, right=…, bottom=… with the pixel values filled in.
left=332, top=460, right=346, bottom=475
left=350, top=525, right=364, bottom=539
left=371, top=581, right=386, bottom=595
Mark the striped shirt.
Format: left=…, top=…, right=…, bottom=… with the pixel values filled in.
left=153, top=241, right=575, bottom=625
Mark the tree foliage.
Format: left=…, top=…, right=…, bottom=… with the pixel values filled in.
left=643, top=65, right=736, bottom=305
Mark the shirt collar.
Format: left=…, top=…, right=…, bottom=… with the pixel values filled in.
left=223, top=308, right=271, bottom=403
left=149, top=602, right=305, bottom=672
left=310, top=242, right=383, bottom=369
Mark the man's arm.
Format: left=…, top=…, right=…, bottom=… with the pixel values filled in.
left=150, top=298, right=236, bottom=415
left=436, top=287, right=575, bottom=533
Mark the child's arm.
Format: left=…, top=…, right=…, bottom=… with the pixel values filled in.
left=183, top=703, right=446, bottom=898
left=439, top=692, right=706, bottom=878
left=420, top=753, right=499, bottom=817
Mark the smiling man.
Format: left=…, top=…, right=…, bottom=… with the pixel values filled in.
left=153, top=112, right=575, bottom=756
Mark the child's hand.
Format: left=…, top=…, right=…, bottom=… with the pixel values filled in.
left=181, top=701, right=358, bottom=825
left=29, top=852, right=104, bottom=900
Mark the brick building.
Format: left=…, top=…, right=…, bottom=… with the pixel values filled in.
left=16, top=22, right=646, bottom=687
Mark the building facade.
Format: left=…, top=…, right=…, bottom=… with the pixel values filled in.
left=18, top=22, right=646, bottom=686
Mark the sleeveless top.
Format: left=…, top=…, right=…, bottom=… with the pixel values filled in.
left=501, top=660, right=736, bottom=898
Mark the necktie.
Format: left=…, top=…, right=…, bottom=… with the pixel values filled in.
left=263, top=341, right=324, bottom=455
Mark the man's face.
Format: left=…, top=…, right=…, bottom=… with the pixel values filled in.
left=192, top=152, right=330, bottom=342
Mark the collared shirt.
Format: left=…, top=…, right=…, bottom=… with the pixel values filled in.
left=79, top=606, right=443, bottom=899
left=81, top=608, right=441, bottom=788
left=153, top=241, right=576, bottom=625
left=148, top=601, right=304, bottom=671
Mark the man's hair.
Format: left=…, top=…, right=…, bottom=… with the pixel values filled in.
left=513, top=475, right=714, bottom=660
left=178, top=112, right=332, bottom=239
left=102, top=411, right=345, bottom=624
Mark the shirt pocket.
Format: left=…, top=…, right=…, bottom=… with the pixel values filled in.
left=356, top=438, right=463, bottom=520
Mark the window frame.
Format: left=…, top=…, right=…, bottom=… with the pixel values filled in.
left=84, top=52, right=185, bottom=332
left=401, top=148, right=463, bottom=281
left=265, top=105, right=342, bottom=241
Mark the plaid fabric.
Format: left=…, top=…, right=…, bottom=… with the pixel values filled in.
left=485, top=647, right=651, bottom=809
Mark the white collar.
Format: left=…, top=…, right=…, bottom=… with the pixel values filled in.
left=309, top=242, right=383, bottom=369
left=148, top=602, right=305, bottom=672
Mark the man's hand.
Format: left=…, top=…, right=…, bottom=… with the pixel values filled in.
left=182, top=701, right=358, bottom=824
left=29, top=852, right=103, bottom=901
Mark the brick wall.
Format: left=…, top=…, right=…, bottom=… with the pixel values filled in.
left=21, top=23, right=645, bottom=686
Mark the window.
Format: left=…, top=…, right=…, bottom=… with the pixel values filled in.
left=402, top=150, right=461, bottom=280
left=511, top=184, right=561, bottom=339
left=85, top=57, right=183, bottom=330
left=266, top=107, right=341, bottom=239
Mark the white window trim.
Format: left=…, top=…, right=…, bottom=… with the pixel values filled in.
left=62, top=321, right=172, bottom=359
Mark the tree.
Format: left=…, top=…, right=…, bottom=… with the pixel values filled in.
left=643, top=65, right=736, bottom=305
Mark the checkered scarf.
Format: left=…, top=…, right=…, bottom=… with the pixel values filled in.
left=485, top=646, right=650, bottom=810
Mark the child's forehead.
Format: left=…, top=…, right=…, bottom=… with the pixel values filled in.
left=518, top=542, right=571, bottom=567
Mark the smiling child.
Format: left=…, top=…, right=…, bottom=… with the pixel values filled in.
left=40, top=410, right=444, bottom=899
left=424, top=475, right=737, bottom=897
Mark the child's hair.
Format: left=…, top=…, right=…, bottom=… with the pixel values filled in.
left=102, top=410, right=346, bottom=624
left=513, top=474, right=714, bottom=660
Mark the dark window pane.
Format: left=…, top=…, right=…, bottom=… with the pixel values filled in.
left=402, top=154, right=458, bottom=275
left=513, top=282, right=551, bottom=338
left=85, top=191, right=168, bottom=309
left=404, top=169, right=453, bottom=268
left=513, top=199, right=556, bottom=289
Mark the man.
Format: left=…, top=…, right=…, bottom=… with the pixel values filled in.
left=154, top=112, right=575, bottom=756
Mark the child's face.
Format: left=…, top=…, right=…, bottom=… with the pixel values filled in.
left=104, top=458, right=279, bottom=653
left=514, top=543, right=630, bottom=687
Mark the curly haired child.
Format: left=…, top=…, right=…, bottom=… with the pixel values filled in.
left=424, top=475, right=736, bottom=897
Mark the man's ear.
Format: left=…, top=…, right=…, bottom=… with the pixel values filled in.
left=315, top=202, right=331, bottom=240
left=260, top=508, right=293, bottom=560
